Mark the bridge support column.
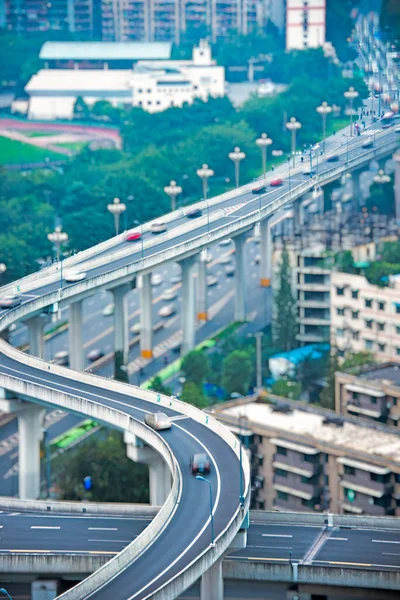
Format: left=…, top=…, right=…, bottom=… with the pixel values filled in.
left=111, top=283, right=130, bottom=380
left=26, top=315, right=47, bottom=359
left=234, top=233, right=247, bottom=321
left=259, top=219, right=272, bottom=288
left=201, top=557, right=223, bottom=600
left=18, top=404, right=45, bottom=499
left=197, top=254, right=208, bottom=321
left=69, top=299, right=84, bottom=371
left=140, top=273, right=153, bottom=358
left=124, top=433, right=171, bottom=505
left=393, top=151, right=400, bottom=225
left=181, top=256, right=196, bottom=356
left=352, top=169, right=363, bottom=212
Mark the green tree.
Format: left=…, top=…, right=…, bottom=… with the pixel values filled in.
left=221, top=350, right=253, bottom=396
left=181, top=381, right=208, bottom=408
left=320, top=349, right=340, bottom=410
left=149, top=376, right=172, bottom=396
left=271, top=378, right=301, bottom=400
left=335, top=250, right=356, bottom=273
left=381, top=241, right=400, bottom=263
left=74, top=96, right=90, bottom=120
left=366, top=179, right=394, bottom=216
left=181, top=350, right=210, bottom=386
left=341, top=351, right=375, bottom=371
left=273, top=247, right=298, bottom=351
left=52, top=431, right=149, bottom=503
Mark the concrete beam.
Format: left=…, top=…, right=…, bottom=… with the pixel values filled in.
left=140, top=273, right=153, bottom=359
left=26, top=315, right=47, bottom=359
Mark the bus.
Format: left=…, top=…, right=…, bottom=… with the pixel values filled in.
left=381, top=111, right=395, bottom=128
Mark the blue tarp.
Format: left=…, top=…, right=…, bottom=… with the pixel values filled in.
left=270, top=344, right=330, bottom=366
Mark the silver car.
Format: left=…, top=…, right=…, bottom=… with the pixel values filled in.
left=144, top=412, right=171, bottom=431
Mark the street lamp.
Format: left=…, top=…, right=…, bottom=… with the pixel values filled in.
left=228, top=147, right=246, bottom=187
left=0, top=263, right=6, bottom=276
left=195, top=475, right=215, bottom=546
left=344, top=86, right=359, bottom=137
left=196, top=164, right=214, bottom=200
left=255, top=133, right=273, bottom=177
left=286, top=117, right=302, bottom=167
left=373, top=169, right=391, bottom=185
left=107, top=197, right=126, bottom=236
left=316, top=101, right=332, bottom=153
left=47, top=226, right=68, bottom=263
left=0, top=589, right=12, bottom=600
left=164, top=180, right=182, bottom=212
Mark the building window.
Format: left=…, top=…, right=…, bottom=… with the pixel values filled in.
left=378, top=322, right=385, bottom=332
left=275, top=469, right=288, bottom=477
left=365, top=319, right=373, bottom=329
left=336, top=328, right=345, bottom=337
left=344, top=487, right=357, bottom=501
left=378, top=343, right=386, bottom=353
left=365, top=299, right=373, bottom=308
left=344, top=465, right=356, bottom=475
left=338, top=349, right=345, bottom=357
left=371, top=396, right=377, bottom=404
left=365, top=339, right=374, bottom=350
left=156, top=100, right=160, bottom=105
left=396, top=305, right=400, bottom=314
left=378, top=301, right=386, bottom=311
left=371, top=472, right=391, bottom=483
left=352, top=311, right=359, bottom=319
left=276, top=446, right=287, bottom=456
left=138, top=88, right=142, bottom=93
left=301, top=498, right=315, bottom=508
left=352, top=331, right=359, bottom=340
left=336, top=287, right=345, bottom=296
left=396, top=326, right=400, bottom=335
left=337, top=308, right=345, bottom=316
left=277, top=491, right=288, bottom=500
left=397, top=348, right=400, bottom=356
left=352, top=290, right=359, bottom=299
left=352, top=391, right=359, bottom=400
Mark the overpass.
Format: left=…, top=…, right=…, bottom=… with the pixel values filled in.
left=0, top=121, right=398, bottom=599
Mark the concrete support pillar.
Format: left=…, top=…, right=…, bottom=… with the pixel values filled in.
left=197, top=254, right=208, bottom=321
left=234, top=233, right=247, bottom=321
left=352, top=169, right=363, bottom=212
left=140, top=273, right=153, bottom=359
left=26, top=315, right=47, bottom=359
left=111, top=284, right=130, bottom=380
left=18, top=404, right=45, bottom=499
left=125, top=433, right=171, bottom=505
left=200, top=557, right=223, bottom=600
left=69, top=299, right=84, bottom=371
left=180, top=256, right=196, bottom=356
left=393, top=151, right=400, bottom=225
left=259, top=219, right=272, bottom=287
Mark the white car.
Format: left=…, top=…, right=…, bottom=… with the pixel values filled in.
left=219, top=238, right=232, bottom=247
left=103, top=303, right=114, bottom=316
left=162, top=288, right=178, bottom=301
left=64, top=271, right=87, bottom=283
left=170, top=275, right=182, bottom=284
left=144, top=412, right=171, bottom=431
left=52, top=350, right=69, bottom=365
left=151, top=221, right=167, bottom=234
left=207, top=275, right=218, bottom=287
left=130, top=322, right=141, bottom=335
left=158, top=303, right=177, bottom=318
left=225, top=265, right=235, bottom=276
left=255, top=254, right=260, bottom=264
left=151, top=273, right=164, bottom=286
left=219, top=254, right=232, bottom=265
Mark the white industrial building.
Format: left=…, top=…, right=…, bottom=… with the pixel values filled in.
left=286, top=0, right=326, bottom=50
left=25, top=40, right=225, bottom=119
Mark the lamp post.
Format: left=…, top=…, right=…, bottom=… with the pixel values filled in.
left=196, top=164, right=214, bottom=200
left=47, top=226, right=68, bottom=263
left=228, top=147, right=246, bottom=187
left=373, top=169, right=390, bottom=185
left=107, top=197, right=126, bottom=236
left=286, top=117, right=302, bottom=167
left=164, top=180, right=182, bottom=212
left=195, top=475, right=215, bottom=546
left=316, top=101, right=332, bottom=153
left=255, top=133, right=273, bottom=177
left=0, top=589, right=12, bottom=600
left=344, top=86, right=359, bottom=137
left=0, top=263, right=6, bottom=282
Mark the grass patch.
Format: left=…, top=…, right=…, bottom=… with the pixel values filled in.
left=56, top=141, right=89, bottom=153
left=0, top=136, right=62, bottom=164
left=23, top=131, right=60, bottom=138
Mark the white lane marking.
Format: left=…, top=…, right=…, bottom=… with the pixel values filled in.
left=327, top=537, right=348, bottom=541
left=88, top=538, right=133, bottom=543
left=262, top=534, right=293, bottom=538
left=372, top=540, right=400, bottom=544
left=88, top=527, right=118, bottom=531
left=9, top=513, right=20, bottom=516
left=169, top=416, right=189, bottom=422
left=382, top=552, right=400, bottom=557
left=31, top=526, right=61, bottom=530
left=0, top=514, right=152, bottom=521
left=247, top=544, right=292, bottom=550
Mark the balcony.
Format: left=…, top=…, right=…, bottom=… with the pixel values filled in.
left=300, top=317, right=331, bottom=326
left=341, top=475, right=394, bottom=499
left=298, top=299, right=330, bottom=309
left=297, top=283, right=330, bottom=292
left=273, top=474, right=322, bottom=499
left=272, top=453, right=321, bottom=477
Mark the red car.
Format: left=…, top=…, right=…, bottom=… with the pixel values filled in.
left=126, top=231, right=142, bottom=242
left=270, top=178, right=283, bottom=187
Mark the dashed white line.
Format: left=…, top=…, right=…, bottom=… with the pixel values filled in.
left=372, top=540, right=400, bottom=544
left=88, top=527, right=118, bottom=531
left=327, top=537, right=348, bottom=541
left=262, top=534, right=293, bottom=538
left=31, top=526, right=61, bottom=530
left=88, top=539, right=133, bottom=543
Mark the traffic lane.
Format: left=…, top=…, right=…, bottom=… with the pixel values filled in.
left=229, top=524, right=323, bottom=562
left=0, top=513, right=151, bottom=553
left=89, top=420, right=242, bottom=600
left=314, top=527, right=400, bottom=569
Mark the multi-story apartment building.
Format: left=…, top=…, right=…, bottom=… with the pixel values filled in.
left=212, top=394, right=400, bottom=517
left=2, top=0, right=93, bottom=34
left=285, top=0, right=326, bottom=50
left=331, top=271, right=400, bottom=363
left=335, top=363, right=400, bottom=426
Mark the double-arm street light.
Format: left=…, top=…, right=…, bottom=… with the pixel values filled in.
left=196, top=164, right=214, bottom=200
left=164, top=180, right=182, bottom=212
left=316, top=101, right=332, bottom=153
left=47, top=226, right=68, bottom=263
left=344, top=86, right=359, bottom=137
left=255, top=133, right=273, bottom=177
left=229, top=147, right=246, bottom=187
left=107, top=197, right=126, bottom=236
left=195, top=475, right=215, bottom=546
left=286, top=117, right=302, bottom=167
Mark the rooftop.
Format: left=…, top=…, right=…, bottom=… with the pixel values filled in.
left=39, top=42, right=172, bottom=61
left=214, top=399, right=400, bottom=467
left=25, top=70, right=132, bottom=93
left=360, top=363, right=400, bottom=387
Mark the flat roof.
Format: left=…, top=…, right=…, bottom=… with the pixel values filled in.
left=360, top=364, right=400, bottom=387
left=216, top=401, right=400, bottom=465
left=25, top=70, right=132, bottom=93
left=40, top=42, right=172, bottom=61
